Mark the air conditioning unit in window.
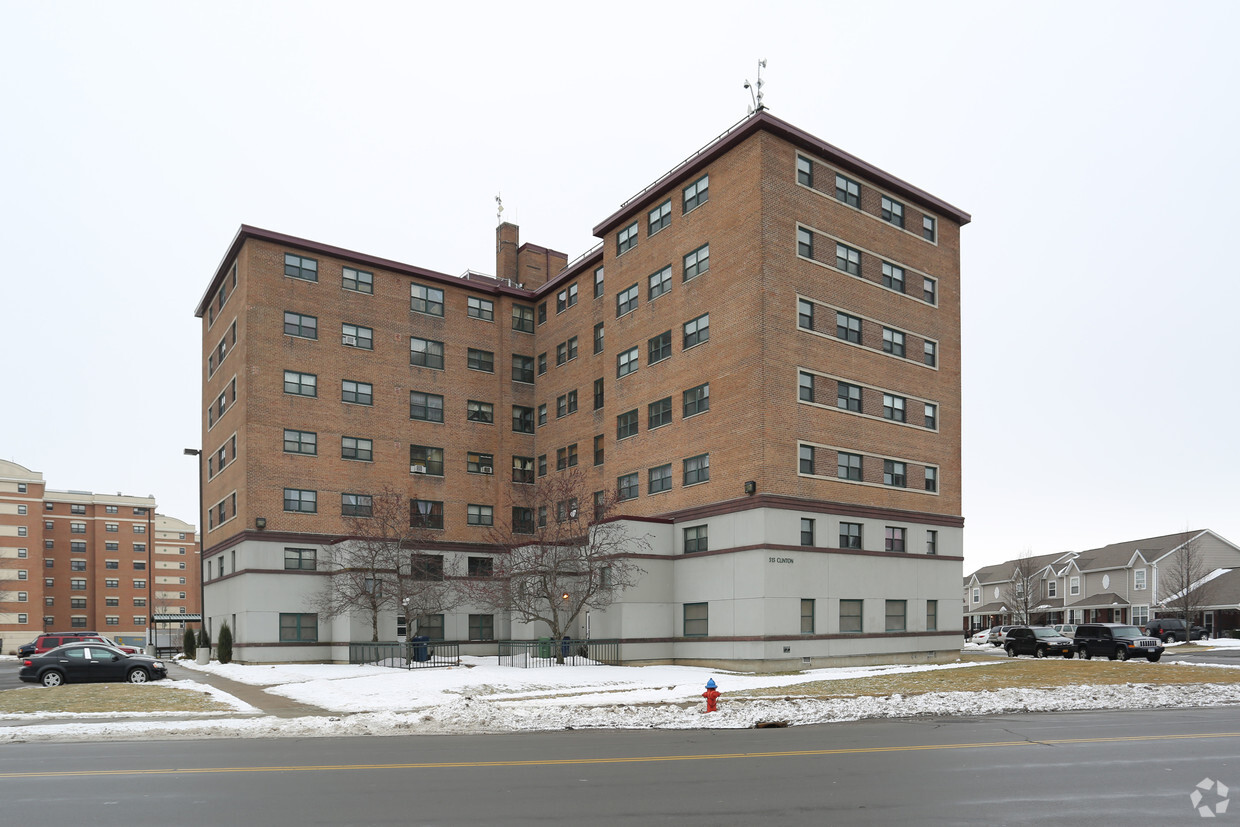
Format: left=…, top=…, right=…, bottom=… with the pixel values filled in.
left=342, top=335, right=358, bottom=346
left=411, top=465, right=427, bottom=474
left=480, top=466, right=493, bottom=474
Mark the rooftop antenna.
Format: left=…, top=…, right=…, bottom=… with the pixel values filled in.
left=744, top=58, right=767, bottom=115
left=495, top=193, right=504, bottom=227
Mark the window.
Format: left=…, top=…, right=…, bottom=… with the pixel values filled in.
left=799, top=445, right=815, bottom=475
left=593, top=323, right=605, bottom=354
left=884, top=460, right=907, bottom=488
left=284, top=488, right=317, bottom=513
left=883, top=394, right=906, bottom=423
left=649, top=464, right=672, bottom=494
left=835, top=174, right=860, bottom=207
left=512, top=354, right=535, bottom=383
left=537, top=506, right=547, bottom=527
left=284, top=253, right=317, bottom=281
left=280, top=613, right=318, bottom=642
left=843, top=523, right=863, bottom=550
left=16, top=504, right=25, bottom=516
left=411, top=283, right=445, bottom=316
left=512, top=456, right=534, bottom=484
left=683, top=453, right=710, bottom=485
left=283, top=311, right=317, bottom=339
left=1132, top=605, right=1149, bottom=627
left=410, top=445, right=444, bottom=476
left=648, top=199, right=671, bottom=235
left=410, top=392, right=444, bottom=422
left=923, top=277, right=937, bottom=305
left=283, top=371, right=316, bottom=397
left=467, top=348, right=494, bottom=373
left=924, top=341, right=937, bottom=367
left=838, top=381, right=861, bottom=412
left=70, top=522, right=86, bottom=534
left=927, top=530, right=938, bottom=555
left=538, top=303, right=547, bottom=324
left=801, top=518, right=815, bottom=547
left=683, top=174, right=709, bottom=212
left=797, top=227, right=814, bottom=259
left=594, top=434, right=605, bottom=466
left=838, top=452, right=862, bottom=481
left=71, top=559, right=87, bottom=570
left=796, top=155, right=813, bottom=186
left=284, top=548, right=317, bottom=570
left=463, top=452, right=493, bottom=475
left=416, top=613, right=445, bottom=640
left=885, top=600, right=907, bottom=632
left=410, top=501, right=444, bottom=530
left=556, top=336, right=579, bottom=364
left=881, top=196, right=904, bottom=228
left=617, top=472, right=639, bottom=501
left=617, top=283, right=639, bottom=316
left=1135, top=569, right=1147, bottom=590
left=18, top=483, right=26, bottom=493
left=882, top=328, right=906, bottom=358
left=881, top=262, right=905, bottom=293
left=684, top=602, right=708, bottom=636
left=554, top=284, right=579, bottom=314
left=683, top=524, right=708, bottom=553
left=512, top=304, right=535, bottom=333
left=683, top=243, right=709, bottom=281
left=924, top=403, right=937, bottom=430
left=647, top=330, right=672, bottom=365
left=648, top=397, right=673, bottom=430
left=18, top=526, right=27, bottom=537
left=683, top=313, right=709, bottom=348
left=342, top=380, right=373, bottom=405
left=538, top=455, right=547, bottom=476
left=648, top=266, right=672, bottom=300
left=283, top=429, right=316, bottom=455
left=798, top=371, right=815, bottom=403
left=71, top=504, right=87, bottom=515
left=923, top=215, right=937, bottom=242
left=617, top=221, right=638, bottom=254
left=836, top=312, right=861, bottom=344
left=342, top=436, right=373, bottom=462
left=556, top=445, right=578, bottom=471
left=1069, top=576, right=1081, bottom=596
left=410, top=337, right=445, bottom=369
left=342, top=266, right=373, bottom=294
left=885, top=526, right=906, bottom=553
left=105, top=560, right=119, bottom=569
left=838, top=599, right=864, bottom=632
left=798, top=298, right=814, bottom=330
left=468, top=296, right=494, bottom=321
left=683, top=383, right=709, bottom=417
left=617, top=346, right=639, bottom=378
left=924, top=467, right=938, bottom=492
left=512, top=405, right=534, bottom=433
left=926, top=600, right=938, bottom=631
left=614, top=408, right=639, bottom=440
left=558, top=391, right=578, bottom=418
left=467, top=401, right=494, bottom=423
left=538, top=353, right=547, bottom=375
left=467, top=505, right=494, bottom=526
left=835, top=243, right=861, bottom=276
left=71, top=578, right=86, bottom=591
left=512, top=507, right=534, bottom=534
left=592, top=379, right=605, bottom=412
left=593, top=266, right=605, bottom=298
left=341, top=323, right=373, bottom=350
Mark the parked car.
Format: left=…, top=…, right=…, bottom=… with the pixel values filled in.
left=1052, top=623, right=1077, bottom=638
left=1004, top=626, right=1076, bottom=658
left=16, top=632, right=106, bottom=658
left=1074, top=623, right=1164, bottom=662
left=968, top=628, right=990, bottom=646
left=19, top=643, right=167, bottom=687
left=1145, top=618, right=1209, bottom=643
left=986, top=625, right=1020, bottom=647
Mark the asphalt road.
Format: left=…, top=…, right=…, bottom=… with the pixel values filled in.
left=2, top=707, right=1239, bottom=825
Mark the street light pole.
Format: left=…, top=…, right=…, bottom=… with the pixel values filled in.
left=183, top=448, right=205, bottom=636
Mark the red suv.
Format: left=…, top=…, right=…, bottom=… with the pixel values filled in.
left=17, top=632, right=108, bottom=658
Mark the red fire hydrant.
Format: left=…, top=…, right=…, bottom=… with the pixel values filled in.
left=702, top=678, right=720, bottom=713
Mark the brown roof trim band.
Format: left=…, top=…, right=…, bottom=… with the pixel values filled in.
left=657, top=493, right=965, bottom=528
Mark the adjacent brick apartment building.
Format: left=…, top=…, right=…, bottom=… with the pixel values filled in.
left=0, top=459, right=201, bottom=652
left=194, top=110, right=970, bottom=667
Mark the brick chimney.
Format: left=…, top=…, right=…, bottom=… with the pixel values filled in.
left=496, top=222, right=519, bottom=284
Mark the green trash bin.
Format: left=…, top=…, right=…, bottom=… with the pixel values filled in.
left=538, top=637, right=551, bottom=658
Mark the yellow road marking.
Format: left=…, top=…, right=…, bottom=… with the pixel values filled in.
left=2, top=731, right=1238, bottom=779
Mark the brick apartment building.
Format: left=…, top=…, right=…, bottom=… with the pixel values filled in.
left=194, top=110, right=970, bottom=668
left=0, top=458, right=201, bottom=652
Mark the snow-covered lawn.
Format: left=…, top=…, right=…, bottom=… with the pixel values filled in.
left=5, top=642, right=1240, bottom=742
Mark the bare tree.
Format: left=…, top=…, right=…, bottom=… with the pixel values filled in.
left=1159, top=530, right=1213, bottom=630
left=458, top=470, right=647, bottom=660
left=309, top=487, right=451, bottom=642
left=1001, top=549, right=1040, bottom=626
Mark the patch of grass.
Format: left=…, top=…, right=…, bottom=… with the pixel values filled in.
left=0, top=683, right=237, bottom=715
left=740, top=658, right=1240, bottom=700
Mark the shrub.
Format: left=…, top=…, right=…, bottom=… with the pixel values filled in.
left=182, top=627, right=197, bottom=659
left=217, top=622, right=233, bottom=664
left=198, top=626, right=211, bottom=656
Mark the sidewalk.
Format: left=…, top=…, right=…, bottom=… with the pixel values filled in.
left=165, top=661, right=334, bottom=718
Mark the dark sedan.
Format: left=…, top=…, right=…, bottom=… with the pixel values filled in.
left=1004, top=626, right=1076, bottom=658
left=18, top=643, right=167, bottom=687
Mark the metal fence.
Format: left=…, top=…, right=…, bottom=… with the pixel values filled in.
left=497, top=638, right=620, bottom=668
left=350, top=640, right=461, bottom=669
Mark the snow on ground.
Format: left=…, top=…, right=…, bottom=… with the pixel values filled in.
left=4, top=643, right=1240, bottom=742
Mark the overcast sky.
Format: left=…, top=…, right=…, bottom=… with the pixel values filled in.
left=2, top=2, right=1236, bottom=572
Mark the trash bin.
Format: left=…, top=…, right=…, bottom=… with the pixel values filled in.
left=561, top=636, right=571, bottom=659
left=537, top=637, right=551, bottom=659
left=411, top=636, right=430, bottom=662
